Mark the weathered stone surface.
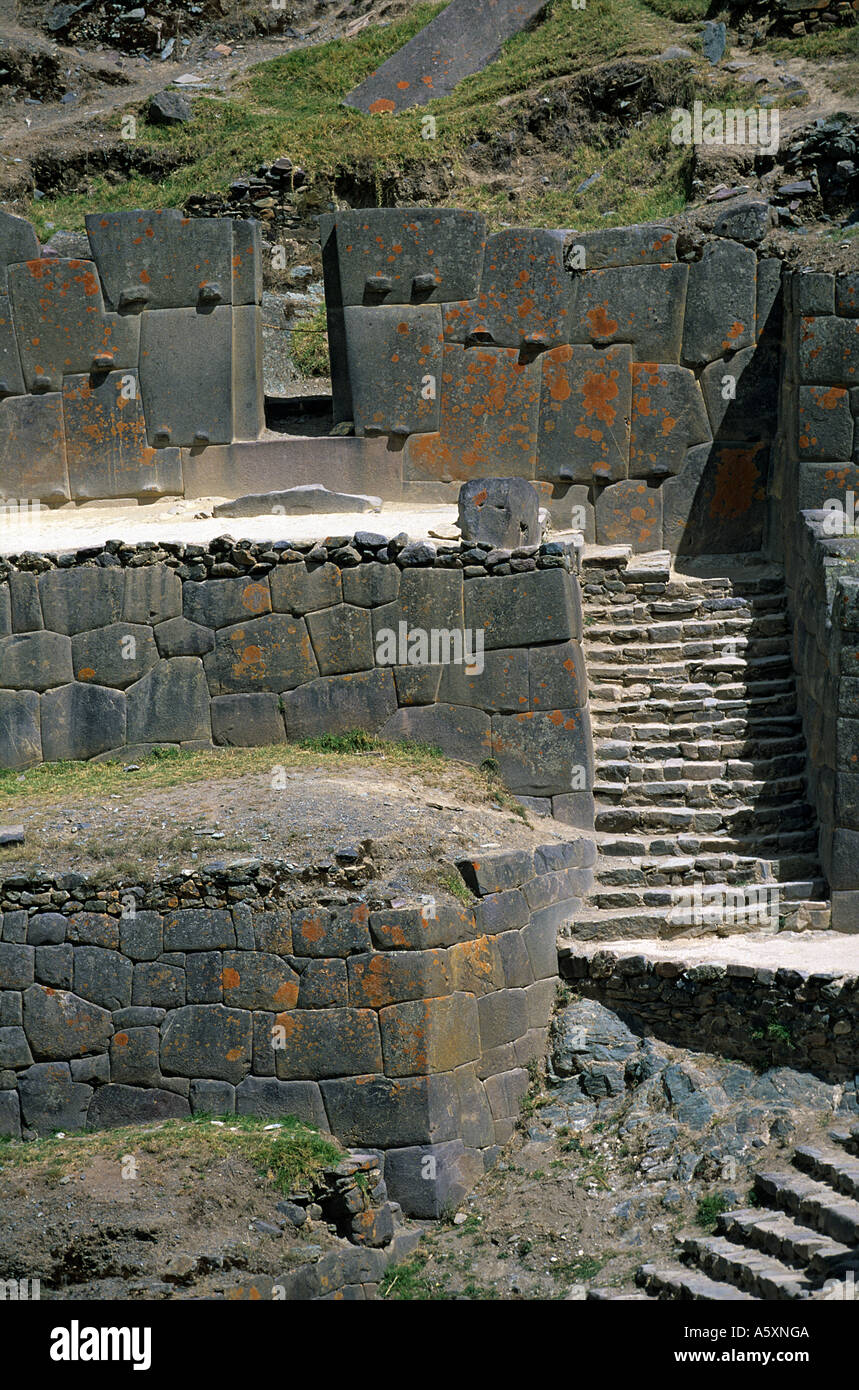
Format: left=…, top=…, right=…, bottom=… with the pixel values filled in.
left=232, top=218, right=262, bottom=307
left=232, top=303, right=265, bottom=442
left=214, top=485, right=382, bottom=518
left=22, top=984, right=112, bottom=1059
left=0, top=290, right=25, bottom=399
left=132, top=960, right=186, bottom=1009
left=437, top=647, right=528, bottom=713
left=699, top=343, right=780, bottom=439
left=0, top=631, right=73, bottom=691
left=235, top=1076, right=328, bottom=1126
left=273, top=1008, right=382, bottom=1080
left=163, top=909, right=235, bottom=952
left=564, top=224, right=676, bottom=270
left=306, top=603, right=374, bottom=675
left=269, top=562, right=342, bottom=615
left=0, top=689, right=41, bottom=768
left=596, top=478, right=663, bottom=551
left=121, top=564, right=181, bottom=624
left=18, top=1061, right=91, bottom=1132
left=189, top=1078, right=236, bottom=1114
left=381, top=703, right=492, bottom=764
left=183, top=577, right=271, bottom=630
left=373, top=565, right=464, bottom=638
left=342, top=563, right=400, bottom=608
left=9, top=572, right=42, bottom=633
left=457, top=477, right=540, bottom=548
left=491, top=707, right=592, bottom=796
left=682, top=241, right=757, bottom=366
left=109, top=1026, right=161, bottom=1086
left=62, top=371, right=183, bottom=501
left=344, top=304, right=442, bottom=436
left=629, top=363, right=711, bottom=478
left=283, top=668, right=398, bottom=738
left=383, top=1139, right=481, bottom=1218
left=0, top=942, right=33, bottom=988
left=87, top=1084, right=189, bottom=1129
left=120, top=912, right=163, bottom=962
left=35, top=943, right=73, bottom=989
left=712, top=198, right=770, bottom=245
left=40, top=567, right=125, bottom=636
left=369, top=904, right=476, bottom=952
left=148, top=90, right=192, bottom=125
left=8, top=258, right=138, bottom=392
left=291, top=904, right=372, bottom=958
left=85, top=208, right=233, bottom=311
left=296, top=957, right=348, bottom=1008
left=221, top=951, right=299, bottom=1011
left=320, top=1073, right=460, bottom=1146
left=71, top=623, right=158, bottom=689
left=797, top=385, right=854, bottom=460
left=320, top=208, right=486, bottom=304
left=67, top=913, right=119, bottom=948
left=160, top=1004, right=252, bottom=1082
left=139, top=305, right=232, bottom=446
left=0, top=393, right=70, bottom=504
left=154, top=616, right=214, bottom=658
left=73, top=945, right=133, bottom=1010
left=393, top=664, right=443, bottom=705
left=126, top=657, right=211, bottom=742
left=536, top=343, right=632, bottom=483
left=529, top=641, right=586, bottom=710
left=0, top=209, right=40, bottom=292
left=571, top=263, right=688, bottom=361
left=465, top=569, right=579, bottom=649
left=477, top=989, right=529, bottom=1050
left=403, top=345, right=540, bottom=482
left=211, top=693, right=285, bottom=746
left=27, top=914, right=67, bottom=946
left=478, top=228, right=572, bottom=348
left=347, top=949, right=453, bottom=1009
left=204, top=613, right=319, bottom=694
left=662, top=439, right=768, bottom=555
left=380, top=993, right=480, bottom=1076
left=0, top=1089, right=20, bottom=1138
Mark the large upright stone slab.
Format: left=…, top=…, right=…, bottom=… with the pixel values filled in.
left=797, top=385, right=855, bottom=461
left=699, top=343, right=780, bottom=440
left=0, top=210, right=39, bottom=292
left=39, top=568, right=125, bottom=635
left=85, top=209, right=234, bottom=311
left=798, top=317, right=859, bottom=385
left=662, top=439, right=768, bottom=555
left=477, top=228, right=572, bottom=348
left=126, top=657, right=212, bottom=742
left=62, top=370, right=183, bottom=500
left=536, top=343, right=631, bottom=483
left=320, top=208, right=486, bottom=307
left=569, top=263, right=688, bottom=361
left=204, top=614, right=320, bottom=694
left=0, top=291, right=25, bottom=399
left=231, top=305, right=265, bottom=442
left=40, top=683, right=127, bottom=761
left=343, top=0, right=549, bottom=113
left=0, top=690, right=41, bottom=769
left=0, top=393, right=70, bottom=504
left=628, top=363, right=711, bottom=478
left=403, top=344, right=540, bottom=481
left=139, top=305, right=232, bottom=446
left=8, top=259, right=139, bottom=393
left=232, top=218, right=263, bottom=306
left=344, top=304, right=443, bottom=436
left=681, top=241, right=757, bottom=366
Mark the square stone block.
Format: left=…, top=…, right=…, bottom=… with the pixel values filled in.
left=0, top=393, right=70, bottom=505
left=320, top=208, right=486, bottom=306
left=8, top=259, right=139, bottom=393
left=139, top=305, right=232, bottom=447
left=536, top=343, right=631, bottom=484
left=85, top=208, right=234, bottom=311
left=629, top=363, right=711, bottom=479
left=490, top=707, right=593, bottom=797
left=344, top=304, right=442, bottom=436
left=595, top=477, right=663, bottom=551
left=570, top=263, right=688, bottom=361
left=477, top=228, right=573, bottom=348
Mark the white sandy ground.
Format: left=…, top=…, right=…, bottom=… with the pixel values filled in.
left=0, top=497, right=463, bottom=556
left=562, top=931, right=859, bottom=977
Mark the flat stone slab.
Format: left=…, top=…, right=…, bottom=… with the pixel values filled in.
left=84, top=208, right=233, bottom=312
left=343, top=0, right=549, bottom=115
left=8, top=258, right=139, bottom=393
left=213, top=485, right=383, bottom=517
left=139, top=304, right=233, bottom=447
left=0, top=392, right=70, bottom=504
left=62, top=370, right=183, bottom=502
left=344, top=304, right=443, bottom=436
left=560, top=930, right=859, bottom=979
left=320, top=208, right=486, bottom=307
left=537, top=343, right=632, bottom=484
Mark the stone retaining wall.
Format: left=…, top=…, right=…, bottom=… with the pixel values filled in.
left=560, top=943, right=859, bottom=1082
left=0, top=842, right=593, bottom=1214
left=0, top=534, right=593, bottom=822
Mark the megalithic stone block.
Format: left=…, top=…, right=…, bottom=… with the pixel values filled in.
left=797, top=385, right=855, bottom=461
left=403, top=344, right=540, bottom=482
left=595, top=477, right=663, bottom=551
left=139, top=306, right=232, bottom=447
left=662, top=440, right=768, bottom=555
left=699, top=343, right=780, bottom=440
left=0, top=292, right=25, bottom=399
left=628, top=363, right=711, bottom=479
left=62, top=370, right=183, bottom=500
left=343, top=0, right=549, bottom=114
left=85, top=208, right=234, bottom=311
left=681, top=240, right=757, bottom=367
left=798, top=316, right=859, bottom=385
left=797, top=461, right=859, bottom=513
left=0, top=393, right=70, bottom=504
left=564, top=224, right=677, bottom=270
left=232, top=218, right=263, bottom=306
left=536, top=343, right=631, bottom=484
left=0, top=690, right=41, bottom=770
left=231, top=305, right=265, bottom=442
left=344, top=304, right=442, bottom=436
left=319, top=209, right=486, bottom=307
left=569, top=263, right=688, bottom=361
left=0, top=210, right=39, bottom=293
left=8, top=259, right=139, bottom=393
left=477, top=228, right=573, bottom=349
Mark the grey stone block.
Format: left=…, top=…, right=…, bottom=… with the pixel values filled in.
left=662, top=440, right=769, bottom=555
left=699, top=344, right=780, bottom=439
left=85, top=209, right=233, bottom=311
left=73, top=946, right=133, bottom=1010
left=269, top=561, right=342, bottom=615
left=109, top=1026, right=162, bottom=1086
left=139, top=305, right=233, bottom=447
left=0, top=942, right=34, bottom=989
left=160, top=1004, right=252, bottom=1083
left=521, top=914, right=561, bottom=979
left=296, top=957, right=348, bottom=1008
left=204, top=614, right=319, bottom=694
left=681, top=241, right=757, bottom=367
left=320, top=208, right=486, bottom=304
left=477, top=990, right=528, bottom=1050
left=528, top=640, right=586, bottom=710
left=381, top=702, right=491, bottom=764
left=474, top=889, right=530, bottom=935
left=67, top=913, right=119, bottom=948
left=221, top=951, right=299, bottom=1011
left=565, top=224, right=676, bottom=270
left=483, top=1066, right=529, bottom=1120
left=40, top=683, right=127, bottom=761
left=437, top=647, right=528, bottom=712
left=629, top=363, right=711, bottom=478
left=491, top=707, right=592, bottom=796
left=306, top=603, right=374, bottom=674
left=8, top=259, right=138, bottom=392
left=70, top=1053, right=110, bottom=1085
left=235, top=1076, right=328, bottom=1127
left=393, top=664, right=443, bottom=705
left=214, top=485, right=382, bottom=518
left=183, top=575, right=271, bottom=629
left=0, top=290, right=25, bottom=400
left=282, top=668, right=397, bottom=738
left=232, top=304, right=265, bottom=442
left=9, top=572, right=43, bottom=632
left=320, top=1073, right=460, bottom=1147
left=478, top=228, right=572, bottom=348
left=794, top=271, right=835, bottom=316
left=291, top=904, right=372, bottom=958
left=712, top=198, right=770, bottom=245
left=382, top=1139, right=476, bottom=1218
left=2, top=911, right=28, bottom=944
left=0, top=1089, right=21, bottom=1138
left=0, top=393, right=70, bottom=505
left=0, top=631, right=73, bottom=692
left=342, top=563, right=400, bottom=608
left=132, top=961, right=185, bottom=1009
left=71, top=623, right=159, bottom=689
left=87, top=1084, right=190, bottom=1129
left=154, top=616, right=214, bottom=658
left=211, top=693, right=285, bottom=746
left=0, top=690, right=41, bottom=769
left=190, top=1078, right=236, bottom=1114
left=40, top=567, right=125, bottom=635
left=595, top=477, right=663, bottom=552
left=0, top=1025, right=32, bottom=1069
left=457, top=477, right=540, bottom=548
left=34, top=944, right=73, bottom=990
left=536, top=343, right=632, bottom=483
left=186, top=951, right=223, bottom=1004
left=123, top=564, right=182, bottom=624
left=163, top=909, right=235, bottom=951
left=126, top=657, right=211, bottom=742
left=273, top=1007, right=382, bottom=1080
left=63, top=371, right=183, bottom=501
left=465, top=569, right=579, bottom=649
left=19, top=1061, right=91, bottom=1133
left=800, top=318, right=859, bottom=386
left=570, top=263, right=688, bottom=361
left=344, top=304, right=442, bottom=436
left=232, top=218, right=263, bottom=307
left=457, top=850, right=535, bottom=896
left=0, top=209, right=39, bottom=292
left=797, top=385, right=854, bottom=460
left=22, top=984, right=113, bottom=1059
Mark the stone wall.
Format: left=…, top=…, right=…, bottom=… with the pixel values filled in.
left=561, top=942, right=859, bottom=1082
left=769, top=269, right=859, bottom=928
left=0, top=532, right=593, bottom=817
left=321, top=206, right=784, bottom=553
left=0, top=842, right=594, bottom=1214
left=0, top=208, right=264, bottom=508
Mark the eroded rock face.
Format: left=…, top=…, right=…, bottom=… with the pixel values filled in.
left=457, top=478, right=541, bottom=550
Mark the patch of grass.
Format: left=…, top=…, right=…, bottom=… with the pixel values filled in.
left=436, top=867, right=474, bottom=906
left=550, top=1252, right=608, bottom=1283
left=762, top=26, right=859, bottom=64
left=695, top=1191, right=732, bottom=1231
left=0, top=1113, right=342, bottom=1195
left=380, top=1252, right=446, bottom=1300
left=290, top=302, right=330, bottom=379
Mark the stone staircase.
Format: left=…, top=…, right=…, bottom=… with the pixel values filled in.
left=592, top=1124, right=859, bottom=1302
left=571, top=550, right=830, bottom=942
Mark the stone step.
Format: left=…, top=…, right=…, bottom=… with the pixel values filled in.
left=793, top=1146, right=859, bottom=1203
left=590, top=693, right=800, bottom=721
left=586, top=1289, right=653, bottom=1300
left=754, top=1171, right=859, bottom=1247
left=596, top=736, right=808, bottom=763
left=584, top=616, right=791, bottom=642
left=591, top=718, right=804, bottom=742
left=594, top=853, right=823, bottom=888
left=635, top=1262, right=757, bottom=1301
left=584, top=638, right=792, bottom=665
left=594, top=803, right=815, bottom=836
left=680, top=1234, right=813, bottom=1300
left=717, top=1208, right=859, bottom=1281
left=829, top=1124, right=859, bottom=1157
left=590, top=879, right=825, bottom=913
left=593, top=777, right=808, bottom=807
